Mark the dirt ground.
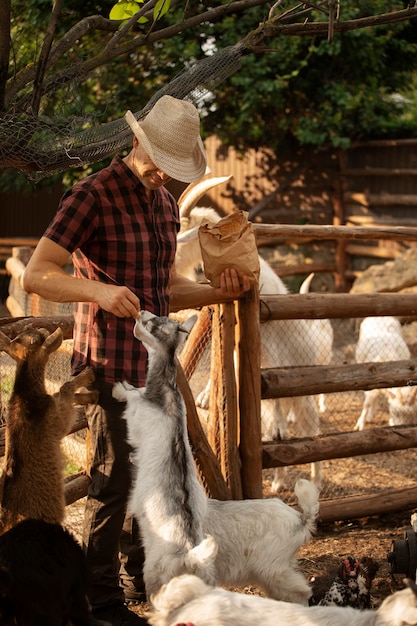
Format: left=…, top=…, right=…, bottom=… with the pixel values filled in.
left=297, top=507, right=416, bottom=606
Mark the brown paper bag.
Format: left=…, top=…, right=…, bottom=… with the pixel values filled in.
left=198, top=210, right=260, bottom=288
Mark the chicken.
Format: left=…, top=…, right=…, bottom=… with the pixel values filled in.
left=310, top=556, right=379, bottom=609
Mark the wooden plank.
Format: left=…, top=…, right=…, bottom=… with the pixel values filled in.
left=259, top=292, right=417, bottom=321
left=350, top=138, right=417, bottom=148
left=176, top=361, right=231, bottom=501
left=0, top=315, right=74, bottom=339
left=345, top=192, right=417, bottom=207
left=207, top=305, right=222, bottom=470
left=318, top=487, right=417, bottom=523
left=262, top=425, right=417, bottom=468
left=274, top=262, right=336, bottom=277
left=64, top=473, right=90, bottom=506
left=222, top=302, right=242, bottom=499
left=347, top=214, right=417, bottom=227
left=0, top=238, right=38, bottom=247
left=342, top=168, right=417, bottom=176
left=261, top=358, right=417, bottom=399
left=254, top=223, right=417, bottom=241
left=345, top=244, right=403, bottom=259
left=178, top=306, right=211, bottom=379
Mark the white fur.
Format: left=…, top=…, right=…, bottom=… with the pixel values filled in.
left=354, top=316, right=416, bottom=430
left=119, top=371, right=318, bottom=604
left=203, top=477, right=319, bottom=604
left=299, top=272, right=334, bottom=414
left=113, top=311, right=217, bottom=601
left=148, top=574, right=417, bottom=626
left=177, top=205, right=330, bottom=490
left=116, top=312, right=318, bottom=605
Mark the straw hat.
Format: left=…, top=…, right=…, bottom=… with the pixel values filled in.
left=125, top=96, right=207, bottom=183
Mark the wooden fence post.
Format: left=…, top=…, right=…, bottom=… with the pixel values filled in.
left=236, top=286, right=263, bottom=499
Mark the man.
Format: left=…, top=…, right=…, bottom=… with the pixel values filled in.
left=23, top=95, right=249, bottom=626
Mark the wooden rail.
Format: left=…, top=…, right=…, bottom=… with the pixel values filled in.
left=3, top=222, right=417, bottom=521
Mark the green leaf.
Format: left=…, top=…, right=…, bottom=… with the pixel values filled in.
left=109, top=1, right=144, bottom=21
left=153, top=0, right=170, bottom=21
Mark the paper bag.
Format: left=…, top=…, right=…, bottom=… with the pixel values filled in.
left=198, top=210, right=260, bottom=288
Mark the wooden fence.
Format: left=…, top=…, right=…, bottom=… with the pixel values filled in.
left=3, top=224, right=417, bottom=523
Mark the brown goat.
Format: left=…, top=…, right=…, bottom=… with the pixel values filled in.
left=0, top=327, right=95, bottom=533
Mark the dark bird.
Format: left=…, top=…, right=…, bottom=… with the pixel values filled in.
left=309, top=555, right=379, bottom=609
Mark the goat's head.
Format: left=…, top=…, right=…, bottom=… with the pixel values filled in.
left=176, top=175, right=233, bottom=281
left=0, top=328, right=63, bottom=363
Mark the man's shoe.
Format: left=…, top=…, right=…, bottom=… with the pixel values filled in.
left=91, top=602, right=148, bottom=626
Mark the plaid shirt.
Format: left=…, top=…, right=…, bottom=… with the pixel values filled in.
left=43, top=156, right=179, bottom=386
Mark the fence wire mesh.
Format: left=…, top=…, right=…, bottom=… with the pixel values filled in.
left=1, top=311, right=417, bottom=535
left=186, top=313, right=417, bottom=506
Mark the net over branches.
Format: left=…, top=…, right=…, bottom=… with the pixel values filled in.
left=1, top=1, right=417, bottom=178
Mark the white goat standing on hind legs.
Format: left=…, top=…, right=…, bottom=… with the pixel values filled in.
left=176, top=175, right=334, bottom=492
left=113, top=311, right=218, bottom=603
left=114, top=311, right=319, bottom=606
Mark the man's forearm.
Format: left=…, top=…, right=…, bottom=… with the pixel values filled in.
left=23, top=263, right=97, bottom=303
left=169, top=273, right=241, bottom=312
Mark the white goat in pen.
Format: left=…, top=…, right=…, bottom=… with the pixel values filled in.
left=176, top=176, right=334, bottom=491
left=354, top=316, right=417, bottom=431
left=113, top=311, right=218, bottom=602
left=115, top=311, right=319, bottom=605
left=148, top=574, right=417, bottom=626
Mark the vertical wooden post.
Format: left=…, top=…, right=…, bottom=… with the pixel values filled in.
left=222, top=302, right=242, bottom=499
left=334, top=149, right=348, bottom=292
left=207, top=304, right=222, bottom=461
left=204, top=303, right=242, bottom=498
left=236, top=285, right=263, bottom=498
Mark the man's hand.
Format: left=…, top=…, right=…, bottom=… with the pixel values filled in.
left=216, top=268, right=251, bottom=298
left=95, top=283, right=140, bottom=318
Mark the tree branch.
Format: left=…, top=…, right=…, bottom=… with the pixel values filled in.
left=104, top=0, right=159, bottom=53
left=223, top=5, right=417, bottom=56
left=6, top=14, right=118, bottom=106
left=0, top=0, right=11, bottom=111
left=30, top=0, right=64, bottom=115
left=4, top=3, right=417, bottom=114
left=7, top=0, right=272, bottom=109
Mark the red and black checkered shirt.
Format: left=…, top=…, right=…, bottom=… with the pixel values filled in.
left=43, top=156, right=180, bottom=386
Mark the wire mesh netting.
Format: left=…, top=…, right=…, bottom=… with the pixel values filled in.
left=187, top=314, right=417, bottom=506
left=3, top=45, right=244, bottom=178
left=1, top=309, right=417, bottom=536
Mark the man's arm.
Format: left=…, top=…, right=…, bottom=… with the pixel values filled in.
left=169, top=265, right=251, bottom=311
left=23, top=237, right=140, bottom=318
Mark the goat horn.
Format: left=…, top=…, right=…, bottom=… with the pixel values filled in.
left=178, top=175, right=233, bottom=218
left=299, top=272, right=315, bottom=294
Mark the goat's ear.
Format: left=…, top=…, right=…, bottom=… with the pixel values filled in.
left=0, top=330, right=11, bottom=355
left=42, top=328, right=63, bottom=354
left=179, top=314, right=198, bottom=335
